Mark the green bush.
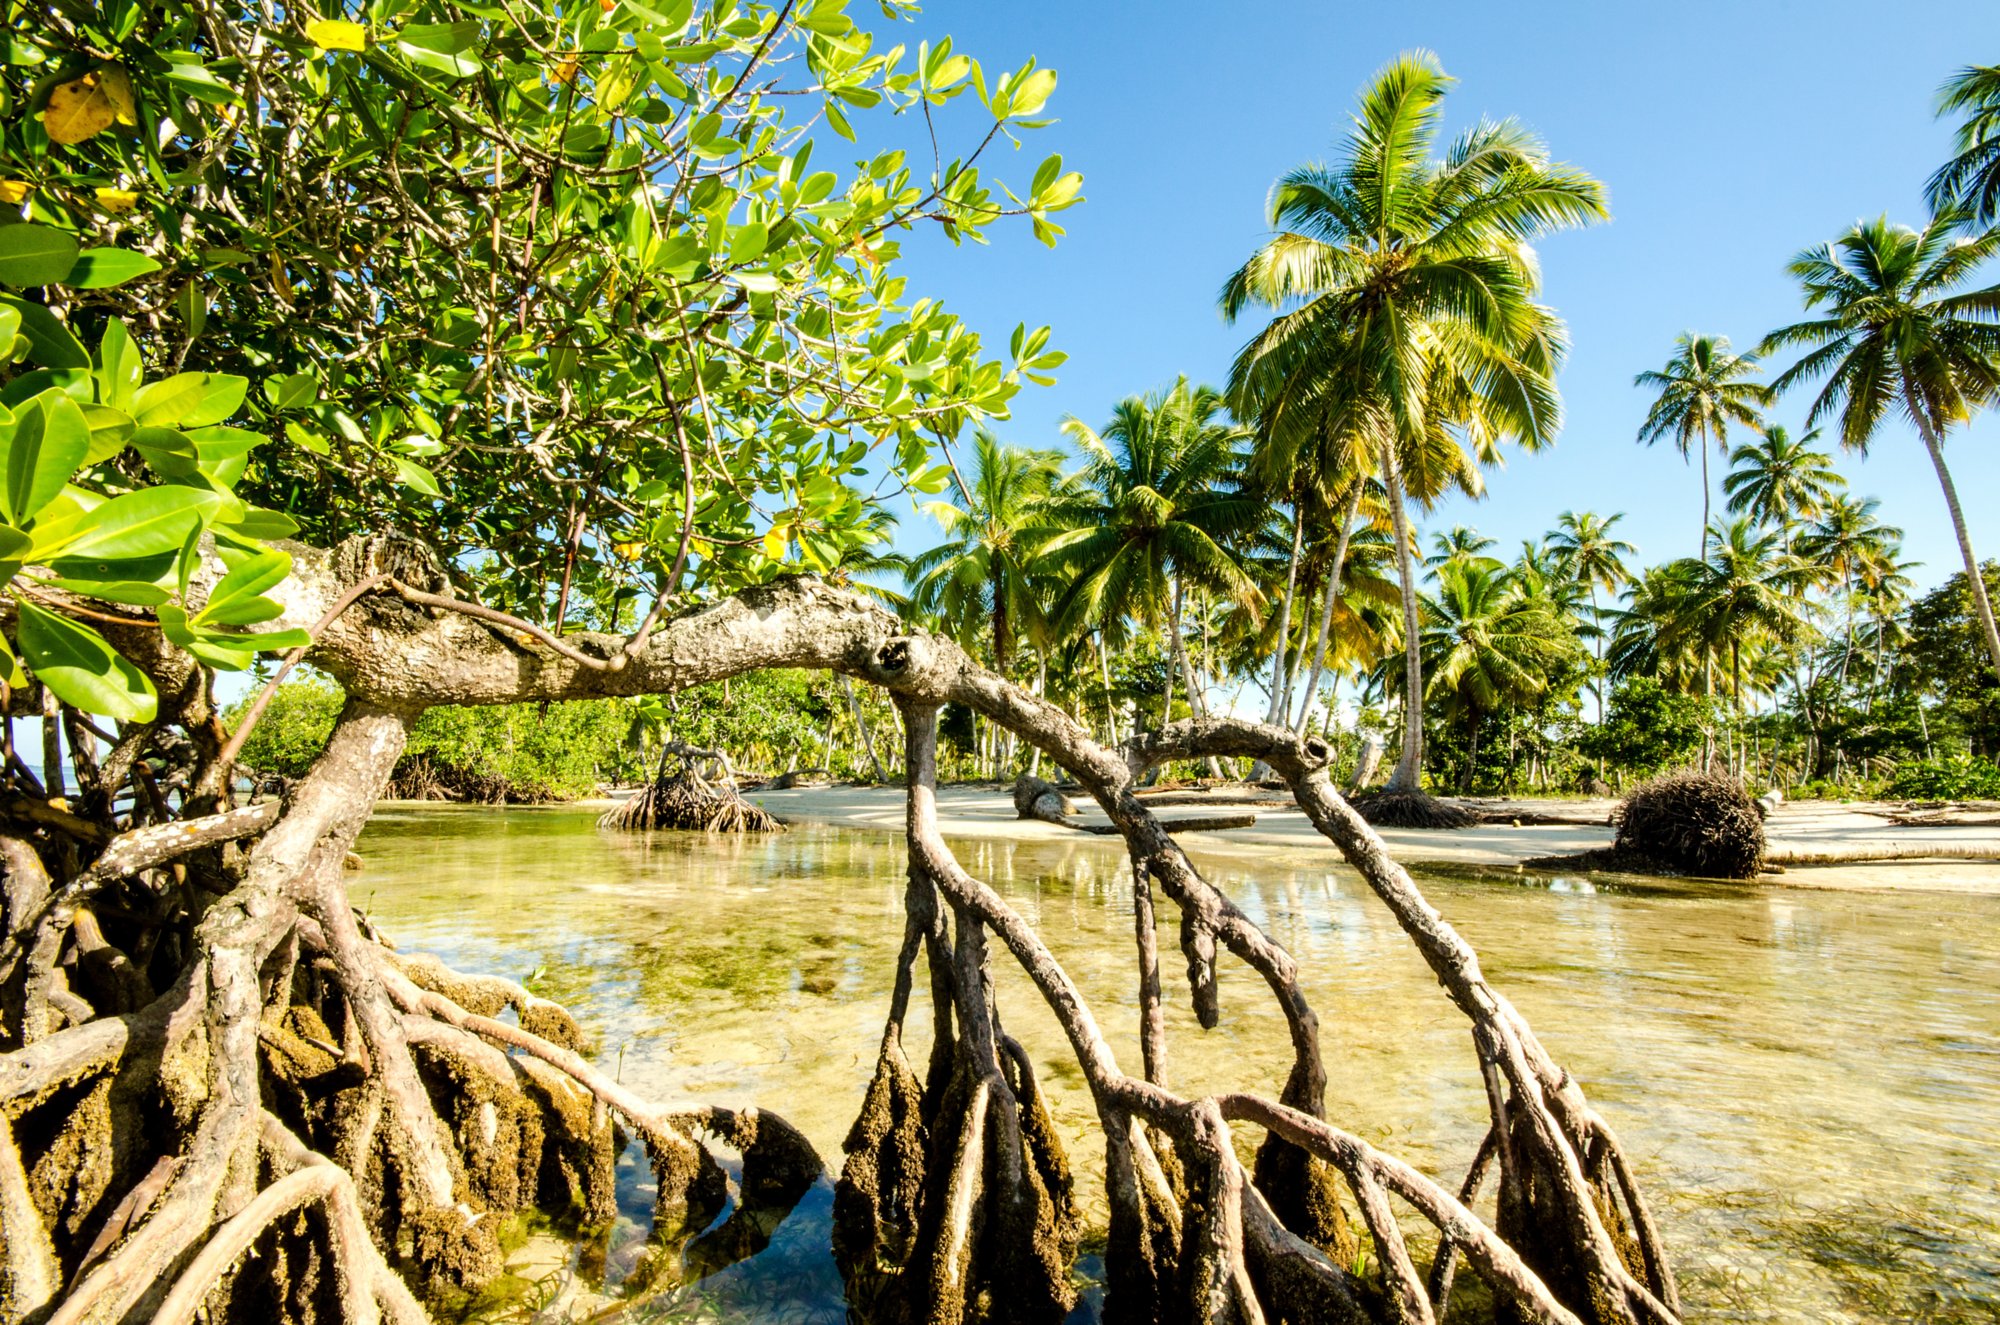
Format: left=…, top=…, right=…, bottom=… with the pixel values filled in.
left=227, top=673, right=643, bottom=802
left=1888, top=755, right=2000, bottom=800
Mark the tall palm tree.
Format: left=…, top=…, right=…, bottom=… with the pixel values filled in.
left=1546, top=510, right=1635, bottom=722
left=1761, top=210, right=2000, bottom=678
left=906, top=431, right=1065, bottom=673
left=1634, top=334, right=1773, bottom=558
left=1797, top=494, right=1905, bottom=681
left=1044, top=380, right=1260, bottom=728
left=1929, top=64, right=2000, bottom=226
left=1721, top=426, right=1845, bottom=546
left=1221, top=50, right=1607, bottom=795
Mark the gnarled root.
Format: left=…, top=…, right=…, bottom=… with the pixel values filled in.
left=834, top=839, right=1079, bottom=1325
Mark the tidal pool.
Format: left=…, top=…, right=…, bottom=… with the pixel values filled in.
left=355, top=804, right=2000, bottom=1323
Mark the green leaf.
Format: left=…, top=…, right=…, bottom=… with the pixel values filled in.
left=397, top=22, right=482, bottom=77
left=49, top=486, right=222, bottom=561
left=391, top=455, right=441, bottom=496
left=3, top=393, right=89, bottom=524
left=94, top=319, right=142, bottom=411
left=195, top=547, right=290, bottom=625
left=0, top=525, right=30, bottom=562
left=64, top=249, right=161, bottom=290
left=263, top=371, right=318, bottom=411
left=36, top=577, right=170, bottom=606
left=14, top=600, right=157, bottom=722
left=0, top=629, right=21, bottom=689
left=132, top=373, right=248, bottom=428
left=0, top=296, right=88, bottom=370
left=186, top=425, right=261, bottom=487
left=79, top=406, right=134, bottom=465
left=219, top=507, right=300, bottom=539
left=130, top=427, right=200, bottom=480
left=0, top=225, right=80, bottom=288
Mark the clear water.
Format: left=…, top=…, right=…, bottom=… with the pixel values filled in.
left=354, top=805, right=2000, bottom=1323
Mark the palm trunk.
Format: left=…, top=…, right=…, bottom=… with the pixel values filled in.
left=840, top=674, right=887, bottom=782
left=1383, top=443, right=1425, bottom=792
left=1909, top=398, right=2000, bottom=678
left=1267, top=501, right=1305, bottom=724
left=1294, top=482, right=1363, bottom=733
left=1096, top=629, right=1121, bottom=744
left=1698, top=432, right=1713, bottom=561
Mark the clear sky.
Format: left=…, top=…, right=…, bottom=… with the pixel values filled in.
left=876, top=0, right=2000, bottom=591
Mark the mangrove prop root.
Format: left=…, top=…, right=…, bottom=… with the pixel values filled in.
left=2, top=563, right=1684, bottom=1325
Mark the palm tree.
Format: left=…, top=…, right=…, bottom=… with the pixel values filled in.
left=1797, top=494, right=1905, bottom=681
left=1929, top=64, right=2000, bottom=226
left=1682, top=518, right=1816, bottom=763
left=906, top=431, right=1065, bottom=675
left=1417, top=560, right=1581, bottom=789
left=1044, top=380, right=1260, bottom=730
left=1761, top=211, right=2000, bottom=678
left=1221, top=50, right=1607, bottom=797
left=1634, top=334, right=1773, bottom=558
left=1425, top=525, right=1499, bottom=571
left=1546, top=510, right=1635, bottom=722
left=1721, top=426, right=1845, bottom=546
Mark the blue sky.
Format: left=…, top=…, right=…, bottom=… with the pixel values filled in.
left=875, top=0, right=2000, bottom=591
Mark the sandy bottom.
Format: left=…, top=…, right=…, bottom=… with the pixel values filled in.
left=731, top=784, right=2000, bottom=895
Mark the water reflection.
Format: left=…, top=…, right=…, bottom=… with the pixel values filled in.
left=357, top=806, right=2000, bottom=1323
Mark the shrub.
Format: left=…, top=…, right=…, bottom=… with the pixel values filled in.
left=1613, top=772, right=1765, bottom=879
left=1888, top=755, right=2000, bottom=801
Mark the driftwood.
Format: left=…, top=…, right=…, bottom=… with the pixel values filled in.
left=0, top=543, right=1685, bottom=1325
left=1077, top=814, right=1258, bottom=835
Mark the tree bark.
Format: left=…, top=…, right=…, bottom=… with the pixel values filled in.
left=1381, top=444, right=1426, bottom=791
left=1267, top=502, right=1305, bottom=725
left=1908, top=396, right=2000, bottom=678
left=1294, top=482, right=1363, bottom=733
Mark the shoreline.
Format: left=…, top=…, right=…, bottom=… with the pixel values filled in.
left=716, top=784, right=2000, bottom=896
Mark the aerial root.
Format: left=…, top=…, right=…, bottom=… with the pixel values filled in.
left=598, top=753, right=783, bottom=834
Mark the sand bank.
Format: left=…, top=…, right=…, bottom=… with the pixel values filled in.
left=744, top=783, right=2000, bottom=895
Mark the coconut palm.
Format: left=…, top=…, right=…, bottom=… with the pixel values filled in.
left=1044, top=380, right=1260, bottom=727
left=905, top=431, right=1065, bottom=673
left=1546, top=510, right=1636, bottom=722
left=1929, top=64, right=2000, bottom=226
left=1761, top=210, right=2000, bottom=678
left=1721, top=426, right=1845, bottom=545
left=1634, top=334, right=1773, bottom=558
left=1425, top=525, right=1500, bottom=571
left=1220, top=50, right=1607, bottom=797
left=1797, top=494, right=1905, bottom=681
left=1417, top=560, right=1582, bottom=789
left=1682, top=518, right=1816, bottom=725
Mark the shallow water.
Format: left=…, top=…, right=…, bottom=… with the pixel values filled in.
left=355, top=805, right=2000, bottom=1323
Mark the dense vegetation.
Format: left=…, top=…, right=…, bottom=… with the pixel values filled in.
left=1, top=0, right=1997, bottom=1316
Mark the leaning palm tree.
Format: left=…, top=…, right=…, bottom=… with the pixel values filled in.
left=1043, top=380, right=1261, bottom=729
left=1634, top=334, right=1773, bottom=558
left=1546, top=510, right=1636, bottom=723
left=1221, top=50, right=1607, bottom=809
left=1929, top=64, right=2000, bottom=226
left=905, top=431, right=1065, bottom=675
left=1761, top=210, right=2000, bottom=678
left=1721, top=425, right=1845, bottom=548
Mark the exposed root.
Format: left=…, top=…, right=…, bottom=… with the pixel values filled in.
left=1348, top=789, right=1481, bottom=830
left=599, top=742, right=782, bottom=833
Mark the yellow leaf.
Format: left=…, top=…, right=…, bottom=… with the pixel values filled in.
left=0, top=181, right=31, bottom=205
left=762, top=526, right=789, bottom=561
left=93, top=188, right=139, bottom=213
left=42, top=64, right=138, bottom=146
left=306, top=18, right=368, bottom=52
left=551, top=57, right=578, bottom=85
